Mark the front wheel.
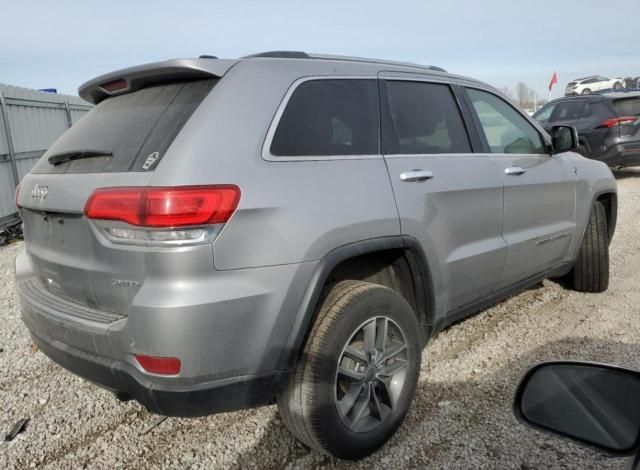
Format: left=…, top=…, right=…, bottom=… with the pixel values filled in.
left=569, top=201, right=609, bottom=292
left=581, top=88, right=592, bottom=95
left=614, top=82, right=623, bottom=91
left=277, top=280, right=421, bottom=459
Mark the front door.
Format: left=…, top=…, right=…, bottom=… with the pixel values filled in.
left=463, top=87, right=577, bottom=287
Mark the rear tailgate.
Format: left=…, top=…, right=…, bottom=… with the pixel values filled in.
left=19, top=173, right=150, bottom=314
left=17, top=61, right=231, bottom=315
left=612, top=96, right=640, bottom=142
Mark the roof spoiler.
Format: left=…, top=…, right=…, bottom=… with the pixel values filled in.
left=78, top=58, right=237, bottom=104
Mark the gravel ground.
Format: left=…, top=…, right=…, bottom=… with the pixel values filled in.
left=1, top=169, right=640, bottom=469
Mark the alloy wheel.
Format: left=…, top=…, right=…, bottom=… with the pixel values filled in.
left=334, top=316, right=409, bottom=433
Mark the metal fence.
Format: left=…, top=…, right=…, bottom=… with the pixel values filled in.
left=0, top=84, right=92, bottom=230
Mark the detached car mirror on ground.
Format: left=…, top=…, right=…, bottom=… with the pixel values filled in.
left=515, top=361, right=640, bottom=467
left=14, top=51, right=617, bottom=459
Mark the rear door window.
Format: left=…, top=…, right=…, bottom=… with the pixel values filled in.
left=33, top=79, right=216, bottom=174
left=467, top=88, right=546, bottom=154
left=613, top=97, right=640, bottom=116
left=270, top=79, right=379, bottom=157
left=533, top=103, right=556, bottom=124
left=550, top=101, right=586, bottom=121
left=382, top=80, right=471, bottom=154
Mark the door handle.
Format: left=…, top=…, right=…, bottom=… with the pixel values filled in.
left=504, top=166, right=526, bottom=176
left=400, top=170, right=434, bottom=182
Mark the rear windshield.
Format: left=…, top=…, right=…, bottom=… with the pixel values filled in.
left=33, top=79, right=216, bottom=174
left=613, top=97, right=640, bottom=117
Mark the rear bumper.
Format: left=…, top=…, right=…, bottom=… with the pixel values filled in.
left=596, top=143, right=640, bottom=168
left=15, top=248, right=315, bottom=416
left=29, top=326, right=286, bottom=416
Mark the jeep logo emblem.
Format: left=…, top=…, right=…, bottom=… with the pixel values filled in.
left=31, top=184, right=48, bottom=201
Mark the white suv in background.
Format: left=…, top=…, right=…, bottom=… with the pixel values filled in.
left=565, top=76, right=624, bottom=95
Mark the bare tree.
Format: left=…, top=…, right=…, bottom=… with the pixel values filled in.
left=499, top=86, right=516, bottom=102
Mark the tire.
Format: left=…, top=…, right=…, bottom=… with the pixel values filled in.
left=577, top=139, right=591, bottom=158
left=277, top=280, right=421, bottom=459
left=570, top=201, right=609, bottom=292
left=614, top=82, right=623, bottom=91
left=581, top=88, right=592, bottom=95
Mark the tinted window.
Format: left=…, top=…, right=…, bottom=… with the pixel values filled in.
left=613, top=97, right=640, bottom=116
left=467, top=88, right=546, bottom=154
left=550, top=101, right=586, bottom=121
left=535, top=101, right=591, bottom=124
left=270, top=80, right=378, bottom=156
left=533, top=103, right=555, bottom=123
left=33, top=80, right=216, bottom=174
left=382, top=81, right=471, bottom=154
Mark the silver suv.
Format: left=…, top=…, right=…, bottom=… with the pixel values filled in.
left=15, top=52, right=617, bottom=459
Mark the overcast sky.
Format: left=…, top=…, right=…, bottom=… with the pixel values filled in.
left=2, top=0, right=639, bottom=99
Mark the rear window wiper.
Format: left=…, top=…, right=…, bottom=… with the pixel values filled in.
left=48, top=150, right=112, bottom=166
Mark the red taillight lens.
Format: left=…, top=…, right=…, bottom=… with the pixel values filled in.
left=600, top=116, right=638, bottom=128
left=84, top=185, right=240, bottom=227
left=135, top=354, right=181, bottom=375
left=14, top=184, right=20, bottom=209
left=101, top=79, right=127, bottom=92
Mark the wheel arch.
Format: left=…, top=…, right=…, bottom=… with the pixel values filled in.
left=596, top=191, right=617, bottom=243
left=276, top=236, right=435, bottom=370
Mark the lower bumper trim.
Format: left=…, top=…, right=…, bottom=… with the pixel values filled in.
left=31, top=330, right=289, bottom=417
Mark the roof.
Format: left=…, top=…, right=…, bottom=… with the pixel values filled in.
left=548, top=91, right=640, bottom=104
left=78, top=51, right=489, bottom=104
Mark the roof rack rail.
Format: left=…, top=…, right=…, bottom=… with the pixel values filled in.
left=241, top=51, right=446, bottom=73
left=241, top=51, right=310, bottom=59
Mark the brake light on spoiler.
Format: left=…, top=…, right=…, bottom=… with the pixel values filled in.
left=84, top=185, right=240, bottom=245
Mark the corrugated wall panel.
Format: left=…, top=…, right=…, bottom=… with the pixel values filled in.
left=0, top=84, right=92, bottom=225
left=0, top=161, right=16, bottom=221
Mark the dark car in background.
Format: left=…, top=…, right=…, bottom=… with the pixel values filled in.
left=533, top=92, right=640, bottom=168
left=624, top=77, right=640, bottom=91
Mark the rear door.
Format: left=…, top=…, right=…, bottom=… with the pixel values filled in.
left=379, top=74, right=507, bottom=313
left=18, top=79, right=216, bottom=314
left=463, top=87, right=577, bottom=286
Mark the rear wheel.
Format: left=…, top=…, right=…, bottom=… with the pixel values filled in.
left=614, top=82, right=623, bottom=91
left=577, top=139, right=592, bottom=158
left=569, top=201, right=609, bottom=292
left=277, top=280, right=421, bottom=459
left=581, top=88, right=592, bottom=95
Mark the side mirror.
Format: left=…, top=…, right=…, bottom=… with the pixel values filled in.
left=514, top=361, right=640, bottom=456
left=551, top=125, right=579, bottom=153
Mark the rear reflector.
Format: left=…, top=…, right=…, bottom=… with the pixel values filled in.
left=101, top=79, right=128, bottom=92
left=135, top=354, right=181, bottom=375
left=600, top=116, right=638, bottom=128
left=84, top=185, right=240, bottom=228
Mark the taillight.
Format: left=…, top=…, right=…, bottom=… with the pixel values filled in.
left=14, top=184, right=20, bottom=209
left=135, top=354, right=181, bottom=375
left=84, top=185, right=240, bottom=227
left=599, top=116, right=638, bottom=128
left=84, top=185, right=240, bottom=245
